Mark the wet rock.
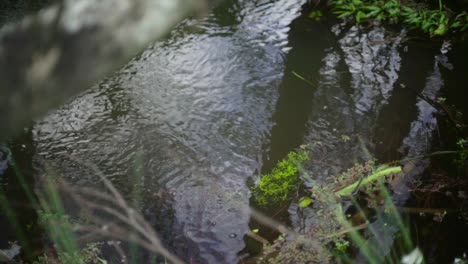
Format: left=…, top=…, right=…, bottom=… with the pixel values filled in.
left=0, top=243, right=21, bottom=263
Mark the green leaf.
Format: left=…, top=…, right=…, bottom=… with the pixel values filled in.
left=451, top=21, right=462, bottom=28
left=362, top=6, right=380, bottom=11
left=374, top=164, right=389, bottom=172
left=402, top=6, right=414, bottom=13
left=97, top=257, right=108, bottom=264
left=433, top=23, right=448, bottom=35
left=367, top=9, right=381, bottom=18
left=356, top=11, right=367, bottom=23
left=252, top=229, right=259, bottom=233
left=335, top=166, right=402, bottom=196
left=338, top=11, right=353, bottom=19
left=389, top=8, right=399, bottom=16
left=299, top=197, right=313, bottom=208
left=422, top=21, right=432, bottom=31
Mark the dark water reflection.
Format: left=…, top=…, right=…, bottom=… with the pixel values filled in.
left=1, top=0, right=468, bottom=263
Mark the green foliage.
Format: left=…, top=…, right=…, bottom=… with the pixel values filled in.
left=36, top=178, right=82, bottom=263
left=330, top=0, right=402, bottom=24
left=334, top=239, right=350, bottom=254
left=309, top=10, right=323, bottom=21
left=455, top=138, right=468, bottom=166
left=298, top=196, right=313, bottom=208
left=335, top=165, right=402, bottom=196
left=402, top=6, right=450, bottom=36
left=329, top=0, right=468, bottom=36
left=35, top=178, right=106, bottom=264
left=254, top=150, right=309, bottom=206
left=335, top=187, right=415, bottom=263
left=33, top=243, right=106, bottom=264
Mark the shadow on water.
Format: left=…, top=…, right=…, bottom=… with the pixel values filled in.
left=261, top=6, right=339, bottom=172
left=397, top=39, right=468, bottom=264
left=244, top=6, right=343, bottom=251
left=373, top=41, right=440, bottom=163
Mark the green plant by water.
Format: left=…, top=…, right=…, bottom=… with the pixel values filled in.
left=328, top=0, right=468, bottom=36
left=259, top=158, right=415, bottom=263
left=253, top=149, right=309, bottom=206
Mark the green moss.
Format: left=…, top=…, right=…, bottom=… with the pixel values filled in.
left=254, top=150, right=309, bottom=206
left=334, top=239, right=350, bottom=254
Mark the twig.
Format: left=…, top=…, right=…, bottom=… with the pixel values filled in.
left=326, top=222, right=369, bottom=238
left=246, top=231, right=269, bottom=245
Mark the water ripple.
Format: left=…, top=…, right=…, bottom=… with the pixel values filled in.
left=32, top=0, right=304, bottom=262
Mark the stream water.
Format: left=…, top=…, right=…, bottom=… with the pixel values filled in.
left=1, top=0, right=468, bottom=263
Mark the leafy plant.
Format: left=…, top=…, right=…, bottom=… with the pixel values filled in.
left=330, top=0, right=401, bottom=24
left=328, top=0, right=468, bottom=36
left=402, top=7, right=449, bottom=36
left=254, top=150, right=309, bottom=206
left=451, top=12, right=468, bottom=32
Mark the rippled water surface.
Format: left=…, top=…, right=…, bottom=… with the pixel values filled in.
left=1, top=0, right=468, bottom=263
left=33, top=0, right=305, bottom=262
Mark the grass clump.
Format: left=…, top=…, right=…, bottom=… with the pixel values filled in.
left=33, top=243, right=105, bottom=264
left=254, top=150, right=309, bottom=206
left=34, top=182, right=106, bottom=264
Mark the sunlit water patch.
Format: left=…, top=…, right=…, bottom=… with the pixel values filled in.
left=32, top=0, right=305, bottom=262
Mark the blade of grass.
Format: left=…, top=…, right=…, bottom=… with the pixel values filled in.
left=292, top=71, right=315, bottom=87
left=336, top=166, right=402, bottom=196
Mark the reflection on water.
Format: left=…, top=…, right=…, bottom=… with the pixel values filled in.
left=280, top=23, right=406, bottom=233
left=394, top=41, right=452, bottom=204
left=33, top=0, right=305, bottom=262
left=303, top=25, right=405, bottom=182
